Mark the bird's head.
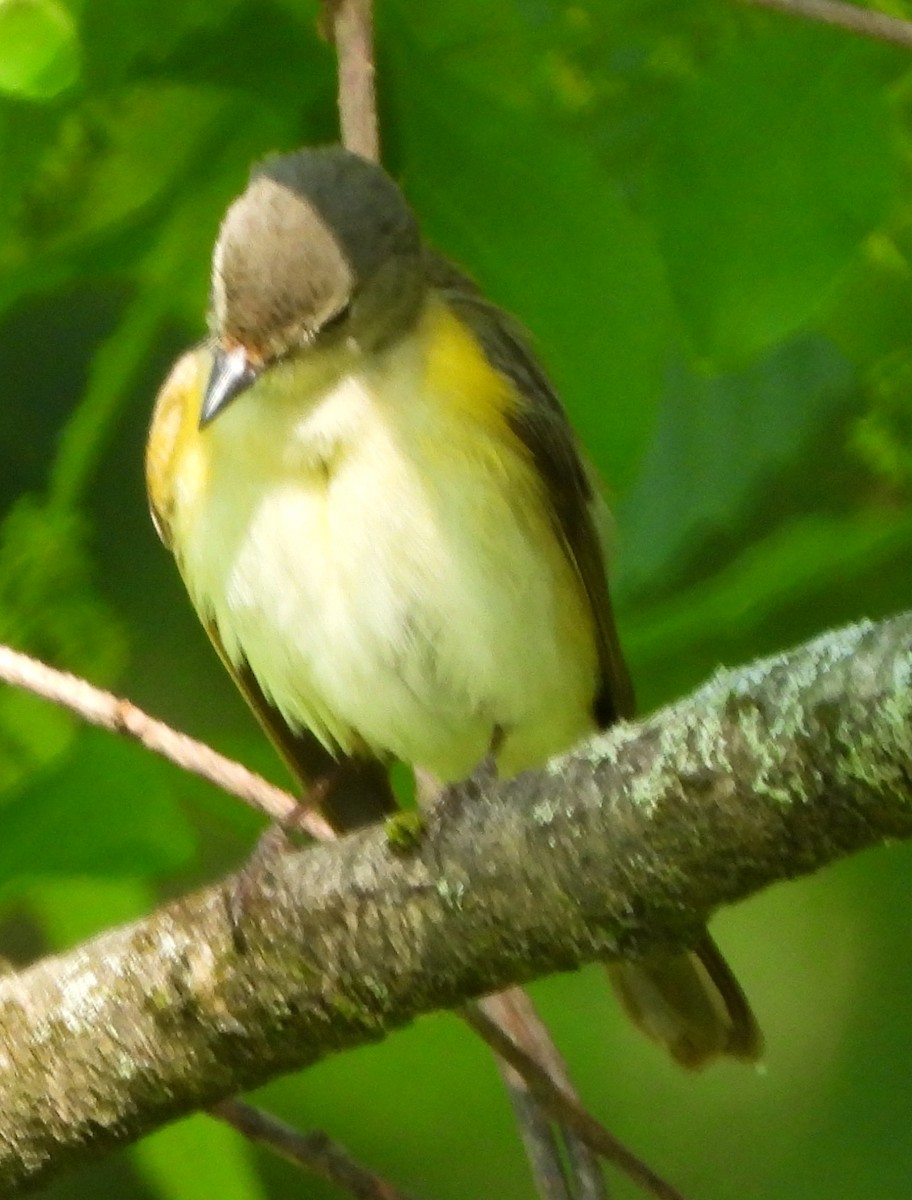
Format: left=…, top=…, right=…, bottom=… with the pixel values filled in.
left=202, top=145, right=424, bottom=426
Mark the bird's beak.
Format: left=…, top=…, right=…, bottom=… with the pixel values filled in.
left=200, top=344, right=261, bottom=427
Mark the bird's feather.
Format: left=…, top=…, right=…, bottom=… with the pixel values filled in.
left=427, top=253, right=634, bottom=726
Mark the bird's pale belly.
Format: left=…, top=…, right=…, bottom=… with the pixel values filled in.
left=178, top=370, right=599, bottom=781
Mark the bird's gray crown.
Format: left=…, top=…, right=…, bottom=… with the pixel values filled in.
left=211, top=146, right=423, bottom=357
left=253, top=146, right=421, bottom=282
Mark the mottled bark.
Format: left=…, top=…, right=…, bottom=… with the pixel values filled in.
left=0, top=614, right=909, bottom=1194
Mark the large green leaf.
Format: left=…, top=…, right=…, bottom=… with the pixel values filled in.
left=77, top=0, right=246, bottom=87
left=618, top=335, right=856, bottom=599
left=384, top=17, right=671, bottom=489
left=649, top=25, right=898, bottom=363
left=133, top=1116, right=265, bottom=1200
left=0, top=0, right=80, bottom=100
left=625, top=512, right=912, bottom=708
left=0, top=84, right=226, bottom=297
left=0, top=729, right=196, bottom=896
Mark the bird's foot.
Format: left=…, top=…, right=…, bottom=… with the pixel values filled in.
left=226, top=780, right=333, bottom=950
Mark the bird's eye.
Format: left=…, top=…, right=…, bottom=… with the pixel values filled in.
left=321, top=302, right=352, bottom=335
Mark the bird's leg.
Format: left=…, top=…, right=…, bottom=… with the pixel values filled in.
left=475, top=723, right=505, bottom=786
left=227, top=759, right=395, bottom=947
left=226, top=775, right=336, bottom=949
left=249, top=774, right=338, bottom=875
left=413, top=766, right=444, bottom=808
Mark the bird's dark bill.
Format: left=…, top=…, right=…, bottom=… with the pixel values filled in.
left=200, top=345, right=261, bottom=426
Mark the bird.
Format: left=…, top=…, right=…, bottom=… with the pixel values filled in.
left=146, top=144, right=762, bottom=1069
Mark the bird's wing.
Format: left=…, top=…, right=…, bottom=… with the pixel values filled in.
left=428, top=253, right=634, bottom=725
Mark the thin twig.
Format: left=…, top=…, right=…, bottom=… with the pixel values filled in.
left=738, top=0, right=912, bottom=50
left=461, top=1006, right=688, bottom=1200
left=478, top=991, right=608, bottom=1200
left=481, top=994, right=574, bottom=1200
left=211, top=1099, right=420, bottom=1200
left=497, top=1079, right=574, bottom=1200
left=323, top=0, right=381, bottom=161
left=0, top=643, right=334, bottom=840
left=566, top=1127, right=615, bottom=1200
left=505, top=990, right=609, bottom=1200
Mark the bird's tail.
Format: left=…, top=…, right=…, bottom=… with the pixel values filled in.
left=605, top=930, right=763, bottom=1069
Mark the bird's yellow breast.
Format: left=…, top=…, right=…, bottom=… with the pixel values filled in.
left=147, top=297, right=599, bottom=779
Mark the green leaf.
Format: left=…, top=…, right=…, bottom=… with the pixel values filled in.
left=625, top=512, right=912, bottom=708
left=0, top=729, right=196, bottom=897
left=78, top=0, right=246, bottom=87
left=385, top=19, right=671, bottom=489
left=649, top=25, right=898, bottom=363
left=0, top=499, right=126, bottom=791
left=0, top=0, right=80, bottom=100
left=0, top=689, right=74, bottom=796
left=383, top=0, right=545, bottom=108
left=618, top=335, right=856, bottom=599
left=0, top=106, right=59, bottom=241
left=133, top=1115, right=265, bottom=1200
left=9, top=84, right=227, bottom=261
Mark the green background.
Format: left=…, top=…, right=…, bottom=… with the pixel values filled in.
left=1, top=0, right=911, bottom=1196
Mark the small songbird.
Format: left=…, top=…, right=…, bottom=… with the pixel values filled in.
left=146, top=145, right=761, bottom=1068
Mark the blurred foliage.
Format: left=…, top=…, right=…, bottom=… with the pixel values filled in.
left=0, top=1, right=910, bottom=1198
left=0, top=0, right=80, bottom=101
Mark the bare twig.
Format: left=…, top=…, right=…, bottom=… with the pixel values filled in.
left=0, top=643, right=335, bottom=839
left=211, top=1099, right=420, bottom=1200
left=323, top=0, right=380, bottom=161
left=461, top=1007, right=686, bottom=1200
left=477, top=991, right=608, bottom=1200
left=497, top=1080, right=574, bottom=1200
left=738, top=0, right=912, bottom=50
left=479, top=993, right=575, bottom=1200
left=507, top=990, right=610, bottom=1200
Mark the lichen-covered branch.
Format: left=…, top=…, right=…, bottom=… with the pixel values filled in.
left=0, top=614, right=909, bottom=1194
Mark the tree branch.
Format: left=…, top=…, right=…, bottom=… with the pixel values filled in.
left=473, top=989, right=609, bottom=1200
left=210, top=1099, right=421, bottom=1200
left=460, top=1007, right=685, bottom=1200
left=323, top=0, right=380, bottom=161
left=0, top=613, right=909, bottom=1194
